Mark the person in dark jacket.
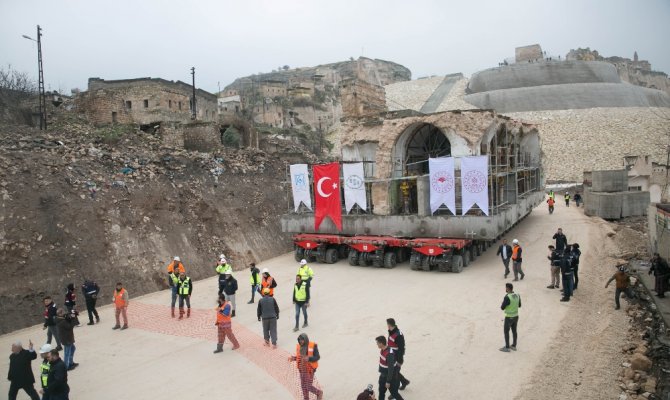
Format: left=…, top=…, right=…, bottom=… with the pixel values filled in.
left=81, top=279, right=100, bottom=325
left=559, top=251, right=574, bottom=302
left=63, top=285, right=80, bottom=327
left=356, top=384, right=376, bottom=400
left=247, top=263, right=261, bottom=304
left=293, top=275, right=311, bottom=332
left=257, top=288, right=279, bottom=348
left=387, top=318, right=410, bottom=390
left=41, top=350, right=69, bottom=400
left=496, top=239, right=513, bottom=279
left=375, top=336, right=403, bottom=400
left=546, top=245, right=562, bottom=289
left=42, top=297, right=62, bottom=351
left=500, top=283, right=521, bottom=352
left=574, top=193, right=582, bottom=207
left=55, top=309, right=78, bottom=371
left=649, top=253, right=670, bottom=298
left=570, top=243, right=582, bottom=290
left=7, top=340, right=40, bottom=400
left=553, top=228, right=567, bottom=252
left=221, top=272, right=238, bottom=317
left=289, top=333, right=323, bottom=400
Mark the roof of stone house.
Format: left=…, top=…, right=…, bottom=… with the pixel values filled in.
left=87, top=77, right=217, bottom=100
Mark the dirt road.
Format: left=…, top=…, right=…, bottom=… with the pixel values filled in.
left=1, top=202, right=629, bottom=399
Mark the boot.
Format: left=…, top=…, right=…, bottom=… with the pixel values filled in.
left=232, top=309, right=236, bottom=318
left=178, top=307, right=184, bottom=320
left=187, top=308, right=191, bottom=318
left=213, top=343, right=223, bottom=354
left=171, top=307, right=175, bottom=318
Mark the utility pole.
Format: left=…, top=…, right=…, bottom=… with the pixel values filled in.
left=23, top=25, right=46, bottom=130
left=190, top=67, right=196, bottom=120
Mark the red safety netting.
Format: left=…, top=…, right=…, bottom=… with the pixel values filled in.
left=129, top=302, right=323, bottom=400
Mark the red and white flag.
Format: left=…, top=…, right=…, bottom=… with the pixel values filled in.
left=313, top=162, right=342, bottom=231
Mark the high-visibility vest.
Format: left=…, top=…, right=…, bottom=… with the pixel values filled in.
left=169, top=273, right=179, bottom=286
left=512, top=245, right=521, bottom=261
left=504, top=293, right=520, bottom=318
left=297, top=265, right=314, bottom=281
left=295, top=341, right=319, bottom=371
left=113, top=288, right=127, bottom=307
left=565, top=194, right=570, bottom=200
left=178, top=277, right=192, bottom=295
left=216, top=263, right=232, bottom=275
left=388, top=330, right=402, bottom=352
left=167, top=261, right=185, bottom=274
left=216, top=302, right=232, bottom=325
left=249, top=271, right=260, bottom=286
left=547, top=198, right=555, bottom=206
left=294, top=282, right=308, bottom=302
left=40, top=360, right=50, bottom=388
left=261, top=276, right=275, bottom=296
left=379, top=347, right=396, bottom=369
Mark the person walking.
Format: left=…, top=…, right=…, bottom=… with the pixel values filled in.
left=546, top=245, right=561, bottom=289
left=221, top=272, right=238, bottom=317
left=570, top=243, right=582, bottom=290
left=387, top=318, right=410, bottom=390
left=559, top=251, right=574, bottom=302
left=247, top=263, right=261, bottom=304
left=496, top=238, right=513, bottom=279
left=547, top=196, right=555, bottom=214
left=293, top=275, right=310, bottom=332
left=574, top=192, right=582, bottom=207
left=553, top=228, right=567, bottom=252
left=63, top=284, right=80, bottom=328
left=606, top=264, right=635, bottom=310
left=499, top=283, right=521, bottom=352
left=289, top=333, right=323, bottom=400
left=548, top=190, right=555, bottom=201
left=37, top=344, right=51, bottom=400
left=167, top=257, right=185, bottom=318
left=112, top=282, right=129, bottom=330
left=213, top=294, right=240, bottom=353
left=7, top=340, right=40, bottom=400
left=511, top=239, right=525, bottom=281
left=55, top=309, right=78, bottom=371
left=297, top=259, right=315, bottom=286
left=81, top=279, right=100, bottom=325
left=260, top=268, right=277, bottom=297
left=375, top=336, right=403, bottom=400
left=177, top=271, right=193, bottom=319
left=649, top=253, right=669, bottom=298
left=257, top=288, right=279, bottom=348
left=41, top=349, right=69, bottom=400
left=564, top=192, right=570, bottom=207
left=42, top=297, right=62, bottom=351
left=216, top=256, right=233, bottom=295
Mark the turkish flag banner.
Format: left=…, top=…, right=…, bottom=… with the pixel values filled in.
left=313, top=162, right=342, bottom=231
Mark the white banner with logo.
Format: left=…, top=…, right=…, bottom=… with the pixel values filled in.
left=290, top=164, right=312, bottom=211
left=342, top=162, right=367, bottom=212
left=429, top=157, right=456, bottom=214
left=460, top=156, right=489, bottom=216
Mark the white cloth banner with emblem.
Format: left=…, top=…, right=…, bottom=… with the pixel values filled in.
left=290, top=163, right=312, bottom=211
left=460, top=156, right=489, bottom=216
left=342, top=162, right=367, bottom=212
left=429, top=157, right=456, bottom=214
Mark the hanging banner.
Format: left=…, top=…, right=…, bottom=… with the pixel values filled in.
left=290, top=164, right=312, bottom=211
left=313, top=162, right=342, bottom=231
left=461, top=156, right=489, bottom=216
left=342, top=162, right=367, bottom=212
left=429, top=157, right=456, bottom=214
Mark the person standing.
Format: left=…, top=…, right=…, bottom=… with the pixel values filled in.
left=167, top=257, right=185, bottom=318
left=260, top=268, right=277, bottom=297
left=496, top=239, right=513, bottom=279
left=570, top=243, right=582, bottom=290
left=574, top=192, right=582, bottom=207
left=548, top=190, right=555, bottom=201
left=375, top=336, right=403, bottom=400
left=297, top=259, right=315, bottom=286
left=547, top=196, right=555, bottom=214
left=499, top=283, right=521, bottom=352
left=55, top=309, right=78, bottom=371
left=63, top=284, right=80, bottom=328
left=42, top=297, right=62, bottom=351
left=511, top=239, right=525, bottom=281
left=553, top=228, right=567, bottom=252
left=247, top=263, right=261, bottom=304
left=564, top=192, right=570, bottom=207
left=293, top=275, right=310, bottom=332
left=221, top=272, right=238, bottom=317
left=387, top=318, right=410, bottom=390
left=257, top=288, right=279, bottom=348
left=606, top=264, right=635, bottom=310
left=216, top=256, right=233, bottom=296
left=42, top=349, right=69, bottom=400
left=81, top=279, right=100, bottom=325
left=289, top=333, right=323, bottom=400
left=7, top=340, right=40, bottom=400
left=213, top=294, right=240, bottom=353
left=546, top=245, right=561, bottom=289
left=649, top=253, right=670, bottom=298
left=37, top=344, right=51, bottom=400
left=177, top=271, right=193, bottom=319
left=559, top=251, right=574, bottom=302
left=112, top=282, right=129, bottom=330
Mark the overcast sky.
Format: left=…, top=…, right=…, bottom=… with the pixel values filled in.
left=1, top=0, right=668, bottom=94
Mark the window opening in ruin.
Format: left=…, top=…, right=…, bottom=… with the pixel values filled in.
left=169, top=100, right=172, bottom=109
left=179, top=101, right=182, bottom=110
left=111, top=112, right=117, bottom=123
left=143, top=99, right=149, bottom=108
left=139, top=122, right=161, bottom=134
left=125, top=100, right=132, bottom=109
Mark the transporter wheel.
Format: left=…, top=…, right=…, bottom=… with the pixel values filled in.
left=294, top=248, right=305, bottom=262
left=469, top=245, right=477, bottom=261
left=325, top=248, right=338, bottom=264
left=475, top=243, right=482, bottom=257
left=338, top=245, right=349, bottom=259
left=348, top=249, right=360, bottom=266
left=421, top=255, right=431, bottom=271
left=383, top=252, right=397, bottom=269
left=462, top=249, right=471, bottom=267
left=409, top=252, right=422, bottom=271
left=451, top=255, right=464, bottom=273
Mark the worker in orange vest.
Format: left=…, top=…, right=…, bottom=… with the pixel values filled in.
left=167, top=256, right=186, bottom=317
left=511, top=239, right=525, bottom=281
left=547, top=197, right=555, bottom=214
left=112, top=282, right=129, bottom=330
left=214, top=294, right=239, bottom=354
left=289, top=333, right=323, bottom=400
left=260, top=268, right=277, bottom=297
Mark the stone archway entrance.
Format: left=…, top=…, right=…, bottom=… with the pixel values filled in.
left=391, top=123, right=451, bottom=214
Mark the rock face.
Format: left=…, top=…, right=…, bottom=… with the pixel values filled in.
left=630, top=353, right=653, bottom=372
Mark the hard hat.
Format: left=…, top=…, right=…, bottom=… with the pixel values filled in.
left=174, top=256, right=181, bottom=262
left=39, top=343, right=53, bottom=354
left=262, top=267, right=269, bottom=274
left=512, top=239, right=519, bottom=244
left=300, top=259, right=307, bottom=265
left=262, top=288, right=271, bottom=295
left=219, top=253, right=225, bottom=259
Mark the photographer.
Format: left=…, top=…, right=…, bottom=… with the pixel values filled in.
left=55, top=308, right=78, bottom=371
left=357, top=384, right=376, bottom=400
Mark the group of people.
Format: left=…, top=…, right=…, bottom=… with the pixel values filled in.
left=547, top=228, right=581, bottom=302
left=8, top=341, right=70, bottom=400
left=546, top=190, right=582, bottom=212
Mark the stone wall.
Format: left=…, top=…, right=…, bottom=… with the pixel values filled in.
left=515, top=44, right=543, bottom=63
left=340, top=79, right=386, bottom=118
left=182, top=123, right=221, bottom=152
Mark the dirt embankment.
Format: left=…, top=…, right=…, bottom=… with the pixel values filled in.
left=0, top=116, right=300, bottom=334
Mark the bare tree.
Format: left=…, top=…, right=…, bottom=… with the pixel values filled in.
left=0, top=64, right=37, bottom=100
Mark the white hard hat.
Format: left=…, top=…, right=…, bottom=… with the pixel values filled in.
left=262, top=267, right=269, bottom=274
left=512, top=239, right=519, bottom=244
left=300, top=259, right=307, bottom=265
left=173, top=256, right=181, bottom=262
left=219, top=253, right=225, bottom=259
left=39, top=343, right=53, bottom=354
